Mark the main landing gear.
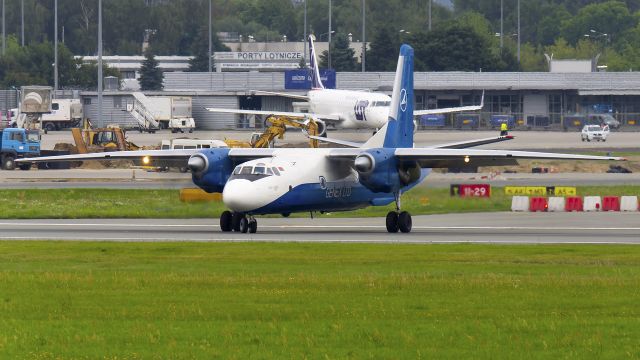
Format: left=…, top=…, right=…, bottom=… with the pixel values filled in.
left=386, top=191, right=412, bottom=233
left=220, top=211, right=257, bottom=233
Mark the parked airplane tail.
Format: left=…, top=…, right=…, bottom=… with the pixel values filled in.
left=363, top=44, right=414, bottom=149
left=308, top=35, right=325, bottom=90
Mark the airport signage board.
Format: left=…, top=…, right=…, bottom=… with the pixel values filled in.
left=504, top=186, right=577, bottom=196
left=284, top=69, right=336, bottom=89
left=215, top=52, right=303, bottom=61
left=450, top=184, right=491, bottom=197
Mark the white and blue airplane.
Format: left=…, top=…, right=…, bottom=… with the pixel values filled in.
left=19, top=45, right=624, bottom=234
left=205, top=35, right=485, bottom=134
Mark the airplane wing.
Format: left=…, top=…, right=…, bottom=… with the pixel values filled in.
left=17, top=148, right=277, bottom=164
left=428, top=135, right=515, bottom=149
left=248, top=90, right=309, bottom=101
left=414, top=91, right=484, bottom=116
left=206, top=107, right=343, bottom=124
left=326, top=148, right=625, bottom=167
left=311, top=135, right=515, bottom=149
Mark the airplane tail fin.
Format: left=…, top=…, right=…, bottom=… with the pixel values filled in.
left=363, top=44, right=414, bottom=149
left=308, top=35, right=325, bottom=89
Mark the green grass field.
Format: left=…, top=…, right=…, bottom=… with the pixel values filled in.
left=1, top=186, right=640, bottom=219
left=1, top=242, right=640, bottom=359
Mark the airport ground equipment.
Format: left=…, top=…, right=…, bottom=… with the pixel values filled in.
left=127, top=93, right=195, bottom=133
left=0, top=128, right=40, bottom=170
left=223, top=115, right=320, bottom=148
left=12, top=99, right=82, bottom=132
left=11, top=86, right=52, bottom=131
left=70, top=120, right=141, bottom=154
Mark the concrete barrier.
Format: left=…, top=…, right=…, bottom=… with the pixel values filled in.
left=179, top=188, right=222, bottom=202
left=511, top=196, right=529, bottom=212
left=620, top=196, right=639, bottom=212
left=548, top=197, right=565, bottom=212
left=583, top=196, right=602, bottom=212
left=529, top=197, right=548, bottom=212
left=602, top=196, right=621, bottom=212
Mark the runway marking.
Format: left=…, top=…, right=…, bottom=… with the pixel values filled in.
left=0, top=222, right=639, bottom=231
left=1, top=236, right=640, bottom=245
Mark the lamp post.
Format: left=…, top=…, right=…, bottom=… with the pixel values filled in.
left=428, top=0, right=432, bottom=31
left=328, top=0, right=332, bottom=69
left=98, top=0, right=103, bottom=126
left=54, top=0, right=58, bottom=91
left=303, top=0, right=307, bottom=66
left=21, top=0, right=24, bottom=46
left=208, top=0, right=212, bottom=72
left=517, top=0, right=520, bottom=63
left=361, top=0, right=365, bottom=72
left=319, top=30, right=334, bottom=69
left=500, top=0, right=503, bottom=50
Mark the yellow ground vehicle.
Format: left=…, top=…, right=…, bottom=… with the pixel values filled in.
left=224, top=115, right=320, bottom=148
left=70, top=119, right=141, bottom=154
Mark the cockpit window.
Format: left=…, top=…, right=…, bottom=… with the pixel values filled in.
left=266, top=167, right=273, bottom=175
left=233, top=166, right=242, bottom=175
left=240, top=167, right=252, bottom=175
left=229, top=164, right=276, bottom=181
left=253, top=166, right=266, bottom=175
left=272, top=167, right=280, bottom=176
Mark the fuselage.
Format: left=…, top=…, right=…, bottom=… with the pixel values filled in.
left=307, top=89, right=392, bottom=130
left=222, top=148, right=430, bottom=215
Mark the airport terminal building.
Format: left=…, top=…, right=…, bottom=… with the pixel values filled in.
left=74, top=70, right=640, bottom=130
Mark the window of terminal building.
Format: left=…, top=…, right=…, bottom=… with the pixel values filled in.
left=548, top=94, right=562, bottom=124
left=83, top=98, right=91, bottom=105
left=113, top=96, right=123, bottom=109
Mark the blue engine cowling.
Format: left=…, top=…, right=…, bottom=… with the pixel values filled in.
left=354, top=148, right=421, bottom=193
left=189, top=148, right=234, bottom=193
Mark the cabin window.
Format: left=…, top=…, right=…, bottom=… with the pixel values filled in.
left=201, top=145, right=210, bottom=148
left=184, top=145, right=196, bottom=149
left=161, top=145, right=170, bottom=150
left=173, top=145, right=183, bottom=149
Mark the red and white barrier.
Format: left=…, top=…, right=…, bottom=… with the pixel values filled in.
left=548, top=197, right=565, bottom=212
left=511, top=195, right=638, bottom=212
left=621, top=196, right=639, bottom=212
left=583, top=196, right=602, bottom=212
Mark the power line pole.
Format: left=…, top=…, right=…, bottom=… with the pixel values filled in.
left=98, top=0, right=103, bottom=126
left=328, top=0, right=332, bottom=69
left=361, top=0, right=365, bottom=72
left=54, top=0, right=59, bottom=91
left=208, top=0, right=212, bottom=72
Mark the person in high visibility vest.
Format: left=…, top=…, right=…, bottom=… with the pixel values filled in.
left=500, top=122, right=508, bottom=136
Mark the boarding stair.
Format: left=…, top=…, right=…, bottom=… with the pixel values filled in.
left=128, top=92, right=161, bottom=132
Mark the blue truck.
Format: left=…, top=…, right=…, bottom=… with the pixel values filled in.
left=0, top=128, right=40, bottom=170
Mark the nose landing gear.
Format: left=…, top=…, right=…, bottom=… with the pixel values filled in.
left=220, top=211, right=257, bottom=233
left=386, top=191, right=412, bottom=233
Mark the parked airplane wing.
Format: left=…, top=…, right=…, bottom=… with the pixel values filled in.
left=248, top=90, right=310, bottom=101
left=414, top=91, right=484, bottom=116
left=205, top=107, right=343, bottom=123
left=393, top=148, right=625, bottom=168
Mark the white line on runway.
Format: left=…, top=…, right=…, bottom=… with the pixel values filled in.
left=0, top=222, right=639, bottom=231
left=1, top=236, right=640, bottom=245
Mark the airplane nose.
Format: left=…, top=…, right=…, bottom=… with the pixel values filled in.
left=223, top=179, right=257, bottom=212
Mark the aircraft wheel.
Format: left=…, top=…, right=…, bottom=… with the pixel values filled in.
left=398, top=211, right=412, bottom=233
left=248, top=219, right=258, bottom=233
left=239, top=217, right=249, bottom=234
left=386, top=211, right=399, bottom=233
left=232, top=213, right=243, bottom=232
left=220, top=210, right=233, bottom=232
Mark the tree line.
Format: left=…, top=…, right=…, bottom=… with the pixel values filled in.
left=2, top=0, right=640, bottom=89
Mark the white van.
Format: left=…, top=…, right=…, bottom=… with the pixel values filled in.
left=160, top=139, right=228, bottom=150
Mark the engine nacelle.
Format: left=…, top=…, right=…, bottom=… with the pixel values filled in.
left=190, top=148, right=234, bottom=193
left=355, top=148, right=421, bottom=193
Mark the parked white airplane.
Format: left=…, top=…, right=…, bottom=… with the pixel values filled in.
left=19, top=44, right=624, bottom=234
left=206, top=35, right=484, bottom=134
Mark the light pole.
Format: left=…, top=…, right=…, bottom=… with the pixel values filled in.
left=21, top=0, right=24, bottom=46
left=361, top=0, right=365, bottom=72
left=328, top=0, right=332, bottom=69
left=98, top=0, right=103, bottom=126
left=208, top=0, right=212, bottom=72
left=428, top=0, right=432, bottom=31
left=517, top=0, right=520, bottom=62
left=303, top=0, right=307, bottom=66
left=500, top=0, right=503, bottom=50
left=54, top=0, right=58, bottom=91
left=2, top=0, right=5, bottom=55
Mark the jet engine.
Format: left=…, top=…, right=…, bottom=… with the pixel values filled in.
left=189, top=148, right=234, bottom=193
left=354, top=148, right=421, bottom=193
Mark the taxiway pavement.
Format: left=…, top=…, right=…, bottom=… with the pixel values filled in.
left=1, top=212, right=638, bottom=244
